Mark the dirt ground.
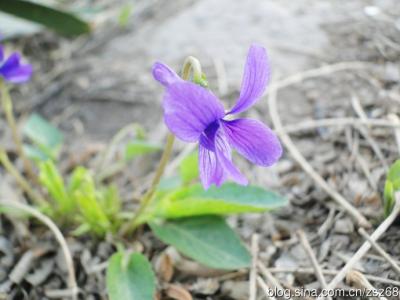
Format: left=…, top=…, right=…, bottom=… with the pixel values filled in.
left=1, top=0, right=400, bottom=299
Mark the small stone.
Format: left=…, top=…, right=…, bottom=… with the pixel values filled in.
left=191, top=278, right=219, bottom=295
left=221, top=281, right=248, bottom=299
left=334, top=218, right=354, bottom=234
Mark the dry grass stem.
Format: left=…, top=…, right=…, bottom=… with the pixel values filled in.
left=268, top=81, right=371, bottom=228
left=358, top=227, right=400, bottom=276
left=258, top=262, right=292, bottom=300
left=346, top=270, right=387, bottom=300
left=249, top=234, right=259, bottom=300
left=297, top=230, right=331, bottom=299
left=320, top=194, right=400, bottom=296
left=0, top=200, right=78, bottom=300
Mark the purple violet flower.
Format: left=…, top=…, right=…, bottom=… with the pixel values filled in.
left=153, top=44, right=282, bottom=189
left=0, top=45, right=32, bottom=83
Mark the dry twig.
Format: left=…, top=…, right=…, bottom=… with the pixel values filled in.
left=257, top=276, right=277, bottom=300
left=297, top=230, right=331, bottom=299
left=346, top=270, right=387, bottom=300
left=283, top=117, right=400, bottom=134
left=388, top=114, right=400, bottom=155
left=258, top=262, right=292, bottom=300
left=267, top=62, right=372, bottom=94
left=267, top=267, right=400, bottom=286
left=358, top=227, right=400, bottom=276
left=319, top=193, right=400, bottom=297
left=268, top=82, right=371, bottom=228
left=249, top=234, right=259, bottom=300
left=0, top=200, right=78, bottom=300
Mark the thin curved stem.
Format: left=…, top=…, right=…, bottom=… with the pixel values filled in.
left=0, top=81, right=37, bottom=182
left=0, top=148, right=46, bottom=206
left=120, top=134, right=175, bottom=234
left=121, top=56, right=202, bottom=236
left=182, top=56, right=202, bottom=82
left=0, top=199, right=78, bottom=300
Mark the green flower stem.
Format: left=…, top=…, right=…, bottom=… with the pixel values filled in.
left=0, top=148, right=46, bottom=206
left=121, top=57, right=202, bottom=236
left=120, top=134, right=175, bottom=235
left=182, top=56, right=202, bottom=82
left=0, top=81, right=37, bottom=183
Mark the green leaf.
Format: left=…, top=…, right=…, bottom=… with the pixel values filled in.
left=107, top=252, right=156, bottom=300
left=23, top=144, right=49, bottom=162
left=124, top=140, right=162, bottom=161
left=158, top=176, right=183, bottom=192
left=383, top=160, right=400, bottom=217
left=71, top=223, right=91, bottom=236
left=384, top=181, right=394, bottom=217
left=38, top=160, right=73, bottom=213
left=152, top=183, right=287, bottom=219
left=69, top=167, right=110, bottom=235
left=98, top=185, right=121, bottom=219
left=179, top=152, right=198, bottom=184
left=23, top=113, right=63, bottom=161
left=0, top=0, right=90, bottom=36
left=387, top=160, right=400, bottom=182
left=150, top=216, right=251, bottom=269
left=118, top=3, right=132, bottom=27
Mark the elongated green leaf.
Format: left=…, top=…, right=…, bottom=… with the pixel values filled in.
left=23, top=113, right=63, bottom=161
left=69, top=167, right=110, bottom=235
left=387, top=160, right=400, bottom=182
left=107, top=252, right=156, bottom=300
left=179, top=152, right=198, bottom=184
left=38, top=160, right=73, bottom=213
left=150, top=216, right=251, bottom=269
left=0, top=0, right=90, bottom=36
left=124, top=140, right=162, bottom=161
left=152, top=183, right=286, bottom=219
left=384, top=180, right=394, bottom=217
left=384, top=160, right=400, bottom=216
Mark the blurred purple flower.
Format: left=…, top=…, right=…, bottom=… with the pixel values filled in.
left=153, top=45, right=282, bottom=189
left=0, top=45, right=32, bottom=83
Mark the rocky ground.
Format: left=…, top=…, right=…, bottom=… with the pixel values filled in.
left=1, top=0, right=400, bottom=299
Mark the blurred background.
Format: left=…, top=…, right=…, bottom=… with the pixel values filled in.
left=1, top=0, right=400, bottom=299
left=2, top=0, right=398, bottom=143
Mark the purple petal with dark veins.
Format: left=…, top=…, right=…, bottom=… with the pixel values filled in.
left=152, top=62, right=182, bottom=87
left=199, top=142, right=226, bottom=189
left=221, top=118, right=282, bottom=166
left=163, top=82, right=225, bottom=142
left=198, top=121, right=247, bottom=189
left=228, top=44, right=270, bottom=115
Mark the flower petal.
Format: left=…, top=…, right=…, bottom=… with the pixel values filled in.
left=216, top=149, right=248, bottom=186
left=163, top=82, right=225, bottom=142
left=152, top=62, right=182, bottom=87
left=214, top=128, right=247, bottom=185
left=198, top=122, right=247, bottom=188
left=1, top=65, right=32, bottom=83
left=221, top=118, right=282, bottom=166
left=0, top=53, right=32, bottom=83
left=199, top=142, right=225, bottom=189
left=0, top=45, right=3, bottom=62
left=228, top=44, right=270, bottom=115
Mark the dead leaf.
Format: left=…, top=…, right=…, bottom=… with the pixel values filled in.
left=155, top=252, right=174, bottom=282
left=165, top=284, right=192, bottom=300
